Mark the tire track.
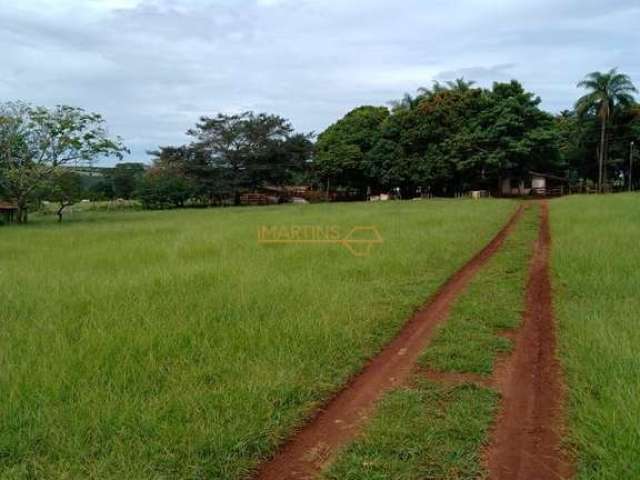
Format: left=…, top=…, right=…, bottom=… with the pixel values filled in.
left=485, top=201, right=572, bottom=480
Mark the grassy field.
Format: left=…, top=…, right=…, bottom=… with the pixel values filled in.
left=0, top=199, right=514, bottom=479
left=325, top=203, right=539, bottom=479
left=551, top=194, right=640, bottom=480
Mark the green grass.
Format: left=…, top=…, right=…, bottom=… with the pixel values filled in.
left=0, top=199, right=514, bottom=479
left=324, top=202, right=540, bottom=480
left=421, top=203, right=539, bottom=375
left=325, top=380, right=498, bottom=480
left=551, top=193, right=640, bottom=480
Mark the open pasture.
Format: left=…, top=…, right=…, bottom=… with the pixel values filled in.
left=551, top=193, right=640, bottom=480
left=0, top=200, right=514, bottom=479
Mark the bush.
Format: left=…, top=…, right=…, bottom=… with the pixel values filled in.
left=139, top=172, right=193, bottom=209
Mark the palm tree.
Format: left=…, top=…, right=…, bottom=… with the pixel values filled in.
left=389, top=77, right=479, bottom=113
left=576, top=68, right=637, bottom=191
left=445, top=77, right=476, bottom=92
left=388, top=92, right=420, bottom=112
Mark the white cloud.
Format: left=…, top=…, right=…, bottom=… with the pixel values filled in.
left=1, top=0, right=639, bottom=163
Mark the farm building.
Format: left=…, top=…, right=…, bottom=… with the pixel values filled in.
left=499, top=171, right=569, bottom=197
left=0, top=201, right=18, bottom=224
left=247, top=185, right=329, bottom=204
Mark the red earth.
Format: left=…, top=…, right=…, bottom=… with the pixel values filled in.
left=484, top=201, right=573, bottom=480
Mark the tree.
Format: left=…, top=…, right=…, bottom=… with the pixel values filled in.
left=87, top=178, right=115, bottom=201
left=555, top=110, right=596, bottom=184
left=461, top=81, right=562, bottom=185
left=314, top=106, right=389, bottom=194
left=575, top=69, right=637, bottom=191
left=379, top=85, right=488, bottom=195
left=388, top=93, right=421, bottom=113
left=147, top=112, right=312, bottom=208
left=317, top=81, right=561, bottom=197
left=423, top=77, right=476, bottom=95
left=0, top=102, right=127, bottom=223
left=139, top=167, right=193, bottom=209
left=187, top=112, right=309, bottom=204
left=110, top=162, right=145, bottom=199
left=149, top=145, right=231, bottom=206
left=44, top=170, right=85, bottom=222
left=445, top=77, right=476, bottom=92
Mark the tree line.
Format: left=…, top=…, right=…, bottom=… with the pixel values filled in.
left=314, top=70, right=638, bottom=196
left=1, top=69, right=638, bottom=222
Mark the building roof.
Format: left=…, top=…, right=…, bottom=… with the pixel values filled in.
left=261, top=185, right=312, bottom=193
left=528, top=171, right=569, bottom=182
left=0, top=201, right=17, bottom=210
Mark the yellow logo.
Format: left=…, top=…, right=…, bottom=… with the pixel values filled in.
left=257, top=225, right=383, bottom=256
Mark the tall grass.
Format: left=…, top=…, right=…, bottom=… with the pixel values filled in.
left=0, top=200, right=514, bottom=479
left=551, top=193, right=640, bottom=480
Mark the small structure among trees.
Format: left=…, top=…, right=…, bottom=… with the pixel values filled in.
left=0, top=201, right=17, bottom=224
left=499, top=171, right=569, bottom=197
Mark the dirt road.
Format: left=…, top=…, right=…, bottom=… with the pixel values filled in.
left=485, top=201, right=572, bottom=480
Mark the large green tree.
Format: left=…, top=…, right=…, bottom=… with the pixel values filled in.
left=321, top=81, right=561, bottom=197
left=575, top=69, right=637, bottom=191
left=0, top=102, right=127, bottom=222
left=461, top=81, right=562, bottom=186
left=314, top=106, right=389, bottom=194
left=149, top=112, right=312, bottom=207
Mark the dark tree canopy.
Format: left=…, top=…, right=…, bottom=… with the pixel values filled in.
left=314, top=106, right=390, bottom=191
left=146, top=112, right=313, bottom=207
left=110, top=163, right=145, bottom=200
left=315, top=81, right=562, bottom=197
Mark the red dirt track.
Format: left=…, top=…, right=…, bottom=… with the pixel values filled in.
left=253, top=205, right=524, bottom=480
left=485, top=201, right=572, bottom=480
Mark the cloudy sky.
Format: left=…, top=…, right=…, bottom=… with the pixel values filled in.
left=2, top=0, right=639, bottom=164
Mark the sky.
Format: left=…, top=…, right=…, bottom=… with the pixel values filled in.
left=2, top=0, right=639, bottom=164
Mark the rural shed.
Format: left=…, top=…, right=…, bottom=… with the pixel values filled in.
left=0, top=201, right=18, bottom=224
left=500, top=171, right=569, bottom=197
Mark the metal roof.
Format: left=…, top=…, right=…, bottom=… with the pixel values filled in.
left=528, top=171, right=569, bottom=182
